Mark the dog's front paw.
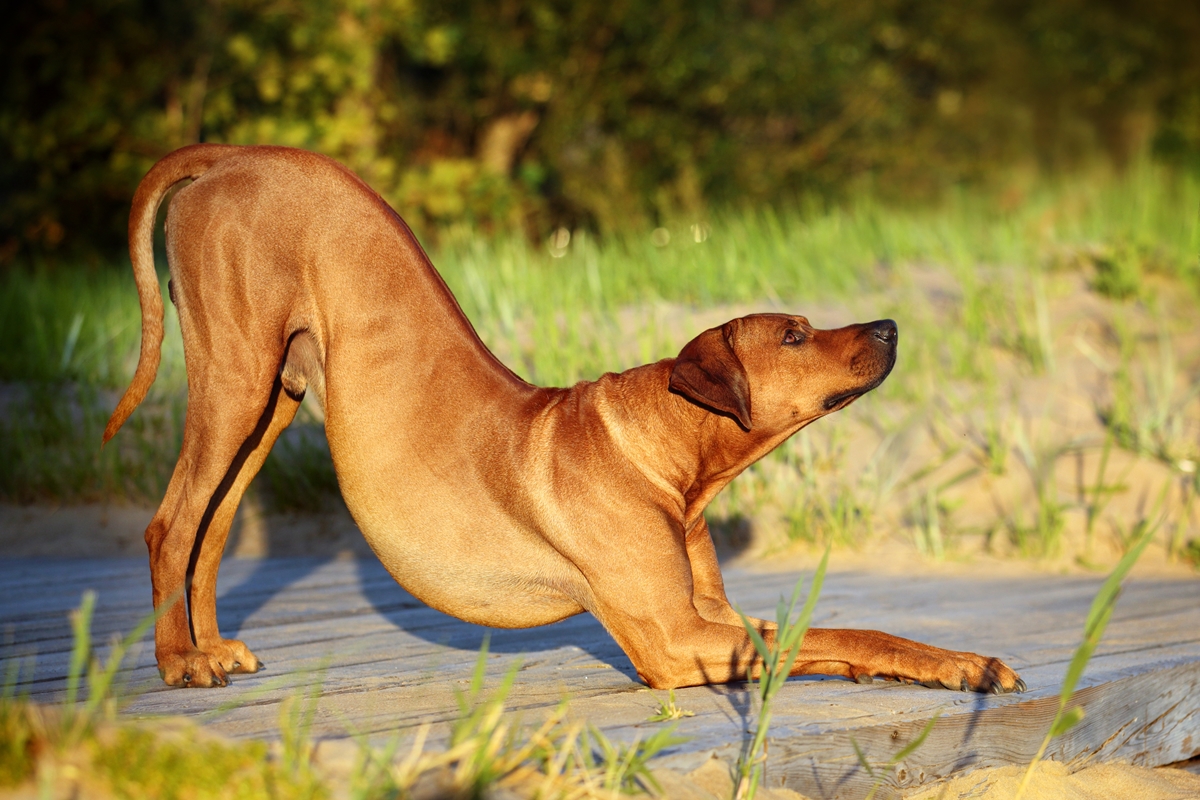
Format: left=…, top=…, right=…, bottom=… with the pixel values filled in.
left=916, top=651, right=1026, bottom=695
left=197, top=637, right=264, bottom=675
left=157, top=648, right=231, bottom=688
left=856, top=644, right=1026, bottom=695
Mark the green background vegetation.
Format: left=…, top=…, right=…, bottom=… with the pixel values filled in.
left=3, top=0, right=1200, bottom=260
left=1, top=1, right=1198, bottom=569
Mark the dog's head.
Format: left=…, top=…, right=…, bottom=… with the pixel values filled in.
left=668, top=313, right=897, bottom=432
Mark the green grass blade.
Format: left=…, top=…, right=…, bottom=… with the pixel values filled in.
left=1048, top=705, right=1085, bottom=738
left=778, top=547, right=830, bottom=676
left=64, top=591, right=95, bottom=714
left=888, top=713, right=940, bottom=765
left=1060, top=527, right=1154, bottom=703
left=735, top=609, right=771, bottom=664
left=850, top=737, right=877, bottom=779
left=1014, top=521, right=1157, bottom=800
left=84, top=601, right=164, bottom=718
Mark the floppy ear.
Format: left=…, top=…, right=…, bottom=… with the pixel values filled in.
left=669, top=322, right=752, bottom=430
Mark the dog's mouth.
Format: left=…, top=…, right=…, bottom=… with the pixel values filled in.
left=824, top=342, right=896, bottom=411
left=823, top=390, right=865, bottom=411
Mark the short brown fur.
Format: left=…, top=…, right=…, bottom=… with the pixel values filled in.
left=107, top=144, right=1023, bottom=694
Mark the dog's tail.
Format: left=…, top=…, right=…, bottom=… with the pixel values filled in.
left=103, top=144, right=236, bottom=445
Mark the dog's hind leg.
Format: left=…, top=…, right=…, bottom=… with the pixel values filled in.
left=186, top=377, right=302, bottom=679
left=147, top=363, right=299, bottom=688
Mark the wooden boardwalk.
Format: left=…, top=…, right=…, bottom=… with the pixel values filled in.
left=2, top=556, right=1198, bottom=798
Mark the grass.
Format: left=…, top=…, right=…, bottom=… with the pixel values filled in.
left=645, top=689, right=695, bottom=723
left=1012, top=522, right=1157, bottom=800
left=1006, top=419, right=1072, bottom=558
left=1, top=600, right=687, bottom=800
left=911, top=485, right=947, bottom=560
left=2, top=163, right=1198, bottom=568
left=733, top=547, right=829, bottom=800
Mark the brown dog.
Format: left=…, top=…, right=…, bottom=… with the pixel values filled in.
left=105, top=144, right=1023, bottom=694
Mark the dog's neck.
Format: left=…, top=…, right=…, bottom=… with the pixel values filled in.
left=589, top=360, right=814, bottom=528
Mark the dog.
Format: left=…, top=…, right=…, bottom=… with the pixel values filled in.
left=105, top=144, right=1024, bottom=694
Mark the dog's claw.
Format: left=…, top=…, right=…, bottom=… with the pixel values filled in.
left=960, top=679, right=969, bottom=692
left=1015, top=678, right=1027, bottom=693
left=232, top=661, right=241, bottom=670
left=182, top=673, right=192, bottom=684
left=856, top=674, right=874, bottom=685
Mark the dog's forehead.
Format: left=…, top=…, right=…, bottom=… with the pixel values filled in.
left=738, top=313, right=812, bottom=331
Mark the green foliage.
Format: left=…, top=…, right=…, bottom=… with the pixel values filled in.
left=3, top=165, right=1197, bottom=522
left=734, top=548, right=829, bottom=800
left=1098, top=315, right=1200, bottom=468
left=1182, top=538, right=1200, bottom=569
left=62, top=590, right=165, bottom=742
left=93, top=729, right=318, bottom=800
left=0, top=659, right=34, bottom=786
left=911, top=486, right=946, bottom=560
left=5, top=0, right=1200, bottom=261
left=4, top=600, right=266, bottom=795
left=646, top=689, right=695, bottom=723
left=258, top=426, right=341, bottom=514
left=1090, top=243, right=1144, bottom=300
left=787, top=485, right=874, bottom=548
left=1007, top=420, right=1070, bottom=558
left=444, top=638, right=686, bottom=797
left=0, top=382, right=184, bottom=504
left=572, top=724, right=684, bottom=796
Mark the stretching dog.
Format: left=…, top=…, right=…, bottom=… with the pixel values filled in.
left=105, top=145, right=1024, bottom=694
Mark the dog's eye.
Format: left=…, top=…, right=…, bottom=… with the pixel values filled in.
left=783, top=330, right=806, bottom=346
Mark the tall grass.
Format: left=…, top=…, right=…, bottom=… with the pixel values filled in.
left=734, top=548, right=829, bottom=800
left=1012, top=524, right=1157, bottom=800
left=7, top=164, right=1194, bottom=390
left=3, top=165, right=1198, bottom=527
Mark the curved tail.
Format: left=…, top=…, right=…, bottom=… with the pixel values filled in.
left=103, top=144, right=236, bottom=444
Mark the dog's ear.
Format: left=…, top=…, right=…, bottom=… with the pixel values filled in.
left=669, top=322, right=752, bottom=430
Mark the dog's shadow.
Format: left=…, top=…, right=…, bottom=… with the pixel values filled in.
left=217, top=552, right=638, bottom=681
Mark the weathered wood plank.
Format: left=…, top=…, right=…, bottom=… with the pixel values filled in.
left=1, top=557, right=1197, bottom=799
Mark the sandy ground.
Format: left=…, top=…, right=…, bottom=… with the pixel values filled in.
left=906, top=760, right=1200, bottom=800
left=4, top=498, right=1196, bottom=582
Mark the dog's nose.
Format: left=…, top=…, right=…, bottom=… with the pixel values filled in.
left=870, top=319, right=898, bottom=345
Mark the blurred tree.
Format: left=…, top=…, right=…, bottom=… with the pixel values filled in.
left=2, top=0, right=1198, bottom=264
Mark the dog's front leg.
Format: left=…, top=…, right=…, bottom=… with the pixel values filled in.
left=589, top=516, right=1023, bottom=693
left=684, top=517, right=755, bottom=627
left=580, top=517, right=789, bottom=689
left=790, top=628, right=1025, bottom=694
